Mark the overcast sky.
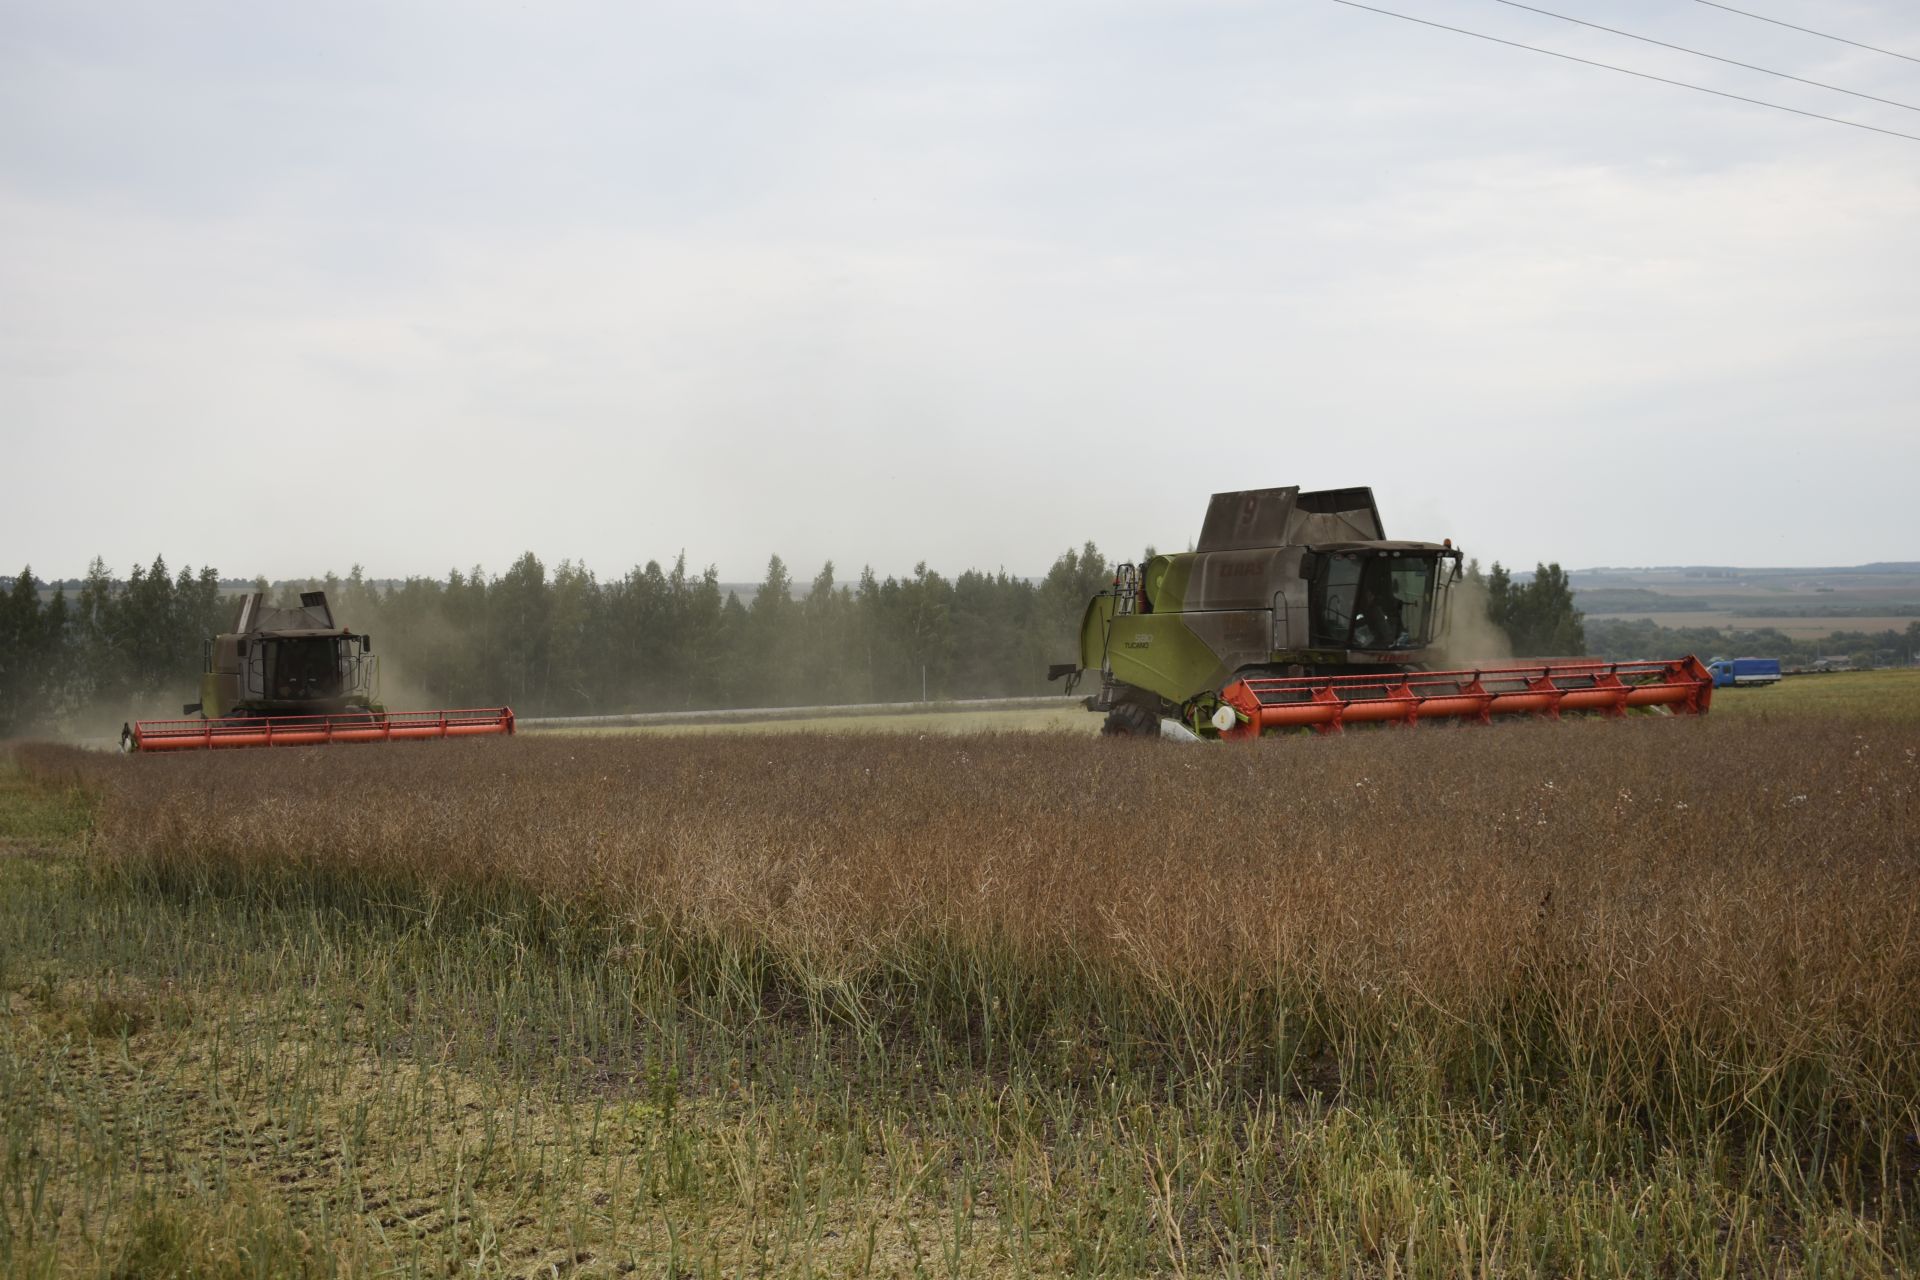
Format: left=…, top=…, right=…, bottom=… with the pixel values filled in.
left=3, top=0, right=1917, bottom=585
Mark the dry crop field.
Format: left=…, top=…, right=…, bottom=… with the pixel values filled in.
left=1709, top=669, right=1920, bottom=722
left=3, top=684, right=1918, bottom=1276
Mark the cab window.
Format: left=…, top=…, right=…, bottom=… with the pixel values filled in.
left=1311, top=552, right=1438, bottom=650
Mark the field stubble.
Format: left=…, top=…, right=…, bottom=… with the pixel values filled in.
left=4, top=705, right=1919, bottom=1276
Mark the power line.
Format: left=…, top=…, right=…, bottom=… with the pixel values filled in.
left=1488, top=0, right=1920, bottom=114
left=1326, top=0, right=1920, bottom=144
left=1691, top=1, right=1920, bottom=67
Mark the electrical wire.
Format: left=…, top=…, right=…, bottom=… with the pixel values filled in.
left=1691, top=1, right=1920, bottom=67
left=1326, top=0, right=1920, bottom=144
left=1487, top=0, right=1920, bottom=113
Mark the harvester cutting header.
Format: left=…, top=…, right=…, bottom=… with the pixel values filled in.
left=1050, top=485, right=1712, bottom=738
left=121, top=591, right=514, bottom=752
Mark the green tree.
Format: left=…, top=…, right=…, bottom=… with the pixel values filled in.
left=39, top=585, right=73, bottom=724
left=119, top=556, right=177, bottom=692
left=71, top=558, right=125, bottom=713
left=336, top=564, right=383, bottom=637
left=898, top=562, right=954, bottom=700
left=678, top=561, right=728, bottom=708
left=544, top=560, right=599, bottom=714
left=717, top=591, right=750, bottom=704
left=493, top=553, right=551, bottom=709
left=853, top=566, right=891, bottom=702
left=377, top=574, right=458, bottom=706
left=1485, top=562, right=1514, bottom=647
left=746, top=554, right=795, bottom=705
left=1486, top=561, right=1585, bottom=657
left=952, top=568, right=1041, bottom=697
left=1522, top=563, right=1585, bottom=657
left=1038, top=542, right=1107, bottom=661
left=797, top=561, right=858, bottom=705
left=603, top=559, right=670, bottom=709
left=0, top=569, right=43, bottom=735
left=441, top=567, right=491, bottom=706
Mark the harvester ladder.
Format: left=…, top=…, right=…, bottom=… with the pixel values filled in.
left=1113, top=563, right=1138, bottom=616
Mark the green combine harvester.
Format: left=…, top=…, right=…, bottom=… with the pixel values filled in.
left=1050, top=486, right=1712, bottom=739
left=121, top=591, right=515, bottom=752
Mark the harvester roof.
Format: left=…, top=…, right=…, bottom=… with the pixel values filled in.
left=1196, top=487, right=1386, bottom=551
left=1306, top=539, right=1453, bottom=554
left=228, top=590, right=340, bottom=637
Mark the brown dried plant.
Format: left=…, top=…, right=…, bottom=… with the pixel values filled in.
left=18, top=713, right=1920, bottom=1231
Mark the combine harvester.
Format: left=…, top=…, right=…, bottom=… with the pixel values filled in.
left=121, top=591, right=514, bottom=752
left=1050, top=486, right=1712, bottom=739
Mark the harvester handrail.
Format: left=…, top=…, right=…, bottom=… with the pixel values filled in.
left=1234, top=659, right=1692, bottom=687
left=127, top=707, right=517, bottom=752
left=1219, top=656, right=1712, bottom=736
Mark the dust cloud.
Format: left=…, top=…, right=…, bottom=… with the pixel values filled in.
left=66, top=690, right=189, bottom=748
left=372, top=661, right=444, bottom=717
left=1435, top=575, right=1513, bottom=668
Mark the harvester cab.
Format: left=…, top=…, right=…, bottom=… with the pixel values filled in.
left=1306, top=546, right=1458, bottom=654
left=120, top=590, right=516, bottom=752
left=186, top=591, right=380, bottom=720
left=1052, top=485, right=1711, bottom=738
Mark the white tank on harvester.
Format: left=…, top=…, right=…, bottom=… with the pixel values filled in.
left=120, top=590, right=515, bottom=753
left=1050, top=485, right=1714, bottom=739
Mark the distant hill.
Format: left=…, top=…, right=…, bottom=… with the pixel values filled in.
left=1572, top=563, right=1920, bottom=580
left=1567, top=563, right=1920, bottom=641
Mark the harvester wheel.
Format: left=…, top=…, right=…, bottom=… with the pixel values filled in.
left=1101, top=700, right=1160, bottom=738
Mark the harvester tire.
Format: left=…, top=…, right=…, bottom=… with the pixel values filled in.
left=1101, top=700, right=1160, bottom=738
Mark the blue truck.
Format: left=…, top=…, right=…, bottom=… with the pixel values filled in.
left=1706, top=656, right=1782, bottom=688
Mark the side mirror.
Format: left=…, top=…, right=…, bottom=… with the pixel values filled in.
left=362, top=635, right=373, bottom=653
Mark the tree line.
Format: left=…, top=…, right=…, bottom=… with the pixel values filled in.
left=1586, top=616, right=1920, bottom=671
left=1, top=548, right=1116, bottom=733
left=1476, top=560, right=1587, bottom=656
left=1, top=550, right=1590, bottom=736
left=2, top=558, right=228, bottom=738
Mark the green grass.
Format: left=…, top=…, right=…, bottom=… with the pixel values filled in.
left=0, top=757, right=94, bottom=853
left=10, top=825, right=1909, bottom=1278
left=1710, top=667, right=1920, bottom=721
left=0, top=830, right=1282, bottom=1278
